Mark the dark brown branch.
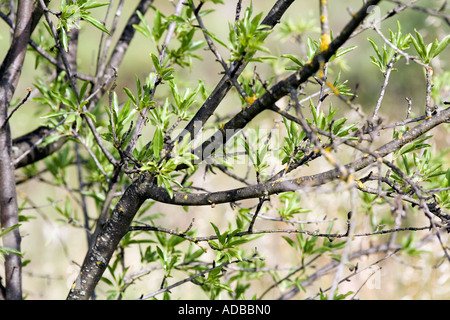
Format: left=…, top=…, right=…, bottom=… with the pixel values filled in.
left=13, top=126, right=67, bottom=169
left=189, top=0, right=382, bottom=166
left=175, top=0, right=296, bottom=144
left=67, top=174, right=150, bottom=300
left=144, top=106, right=450, bottom=206
left=93, top=0, right=154, bottom=100
left=11, top=0, right=154, bottom=169
left=0, top=0, right=34, bottom=300
left=66, top=0, right=383, bottom=300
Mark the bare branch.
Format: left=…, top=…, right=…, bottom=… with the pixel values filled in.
left=0, top=0, right=34, bottom=300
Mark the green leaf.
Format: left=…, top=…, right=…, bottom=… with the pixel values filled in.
left=152, top=9, right=163, bottom=41
left=306, top=37, right=319, bottom=60
left=83, top=111, right=97, bottom=123
left=156, top=246, right=166, bottom=263
left=101, top=276, right=114, bottom=286
left=79, top=81, right=90, bottom=100
left=134, top=10, right=153, bottom=40
left=0, top=247, right=23, bottom=259
left=414, top=29, right=426, bottom=54
left=83, top=14, right=111, bottom=35
left=411, top=29, right=427, bottom=61
left=152, top=128, right=163, bottom=159
left=228, top=249, right=243, bottom=261
left=59, top=27, right=69, bottom=52
left=427, top=39, right=439, bottom=58
left=135, top=75, right=142, bottom=100
left=281, top=54, right=304, bottom=67
left=204, top=29, right=228, bottom=49
left=123, top=87, right=137, bottom=106
left=118, top=99, right=135, bottom=124
left=210, top=222, right=221, bottom=240
left=162, top=177, right=174, bottom=199
left=433, top=34, right=450, bottom=57
left=282, top=235, right=298, bottom=251
left=401, top=154, right=410, bottom=175
left=334, top=45, right=357, bottom=58
left=0, top=224, right=21, bottom=238
left=41, top=111, right=67, bottom=119
left=161, top=67, right=175, bottom=81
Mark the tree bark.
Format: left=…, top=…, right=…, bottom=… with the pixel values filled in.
left=0, top=0, right=34, bottom=300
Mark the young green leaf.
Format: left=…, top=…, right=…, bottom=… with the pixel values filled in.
left=83, top=14, right=111, bottom=35
left=433, top=34, right=450, bottom=58
left=152, top=128, right=164, bottom=160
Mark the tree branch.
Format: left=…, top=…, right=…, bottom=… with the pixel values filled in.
left=11, top=0, right=154, bottom=169
left=66, top=0, right=383, bottom=300
left=175, top=0, right=296, bottom=144
left=0, top=0, right=34, bottom=300
left=183, top=0, right=382, bottom=167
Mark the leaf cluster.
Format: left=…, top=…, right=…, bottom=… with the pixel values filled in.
left=57, top=0, right=110, bottom=52
left=228, top=4, right=272, bottom=63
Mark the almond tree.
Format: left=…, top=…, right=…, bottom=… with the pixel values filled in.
left=1, top=0, right=449, bottom=300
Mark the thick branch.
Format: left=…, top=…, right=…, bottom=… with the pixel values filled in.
left=0, top=0, right=34, bottom=300
left=11, top=0, right=154, bottom=169
left=66, top=0, right=382, bottom=300
left=175, top=0, right=296, bottom=143
left=67, top=174, right=150, bottom=300
left=145, top=106, right=450, bottom=206
left=188, top=0, right=382, bottom=165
